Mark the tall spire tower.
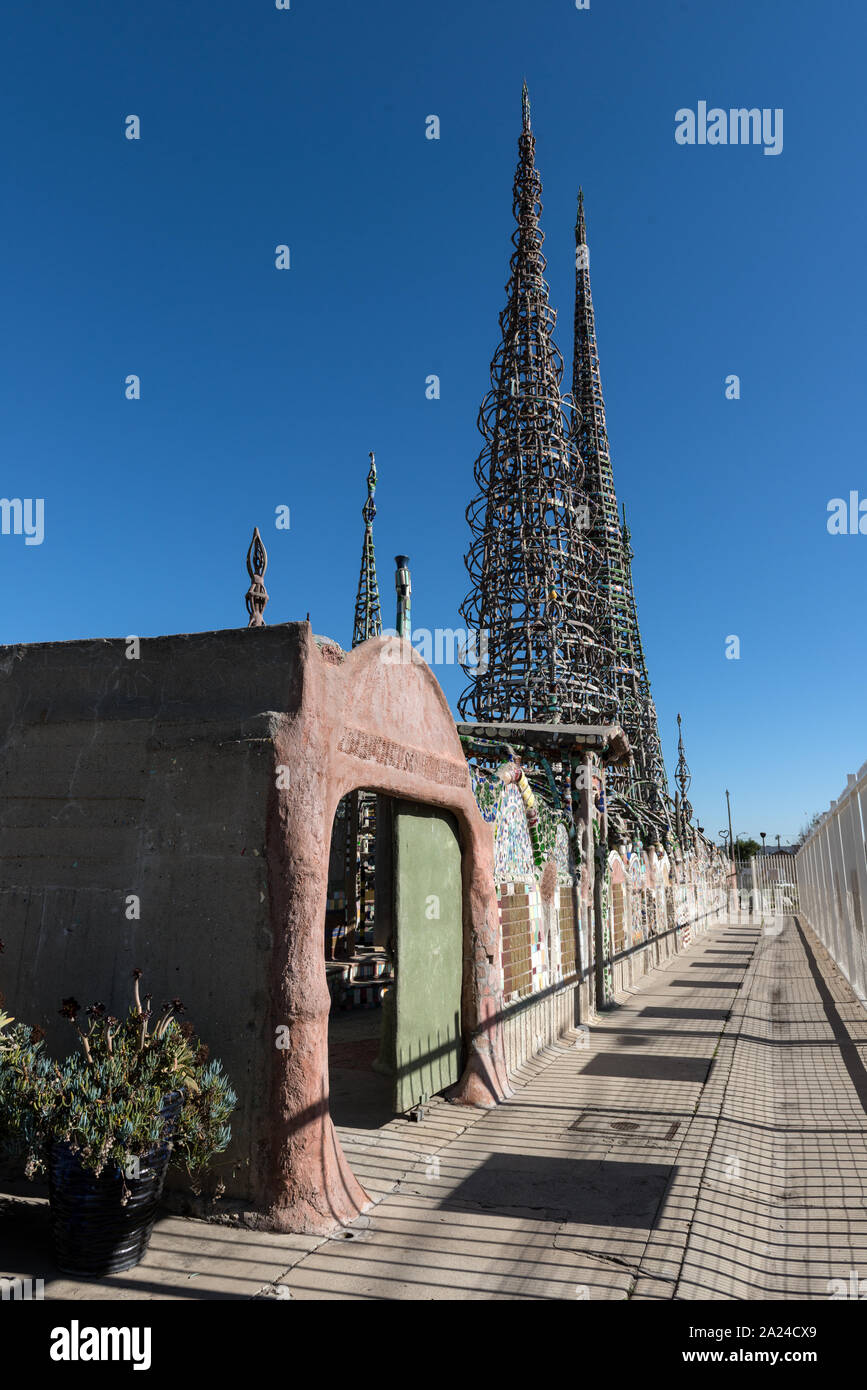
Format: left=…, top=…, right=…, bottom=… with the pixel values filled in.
left=352, top=451, right=382, bottom=648
left=572, top=189, right=669, bottom=825
left=459, top=86, right=604, bottom=724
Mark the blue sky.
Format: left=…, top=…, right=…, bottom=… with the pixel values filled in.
left=2, top=0, right=864, bottom=844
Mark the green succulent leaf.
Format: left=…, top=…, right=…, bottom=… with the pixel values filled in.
left=0, top=975, right=236, bottom=1186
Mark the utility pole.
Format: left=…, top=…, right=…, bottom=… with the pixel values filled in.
left=726, top=790, right=735, bottom=858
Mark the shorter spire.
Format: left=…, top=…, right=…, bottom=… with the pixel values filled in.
left=352, top=451, right=382, bottom=647
left=363, top=450, right=377, bottom=523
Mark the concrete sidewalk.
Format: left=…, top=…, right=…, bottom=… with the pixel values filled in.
left=3, top=916, right=866, bottom=1300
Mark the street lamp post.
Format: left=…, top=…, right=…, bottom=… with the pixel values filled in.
left=726, top=789, right=736, bottom=881
left=720, top=828, right=734, bottom=917
left=736, top=833, right=754, bottom=917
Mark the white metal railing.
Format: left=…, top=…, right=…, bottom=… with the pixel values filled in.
left=750, top=852, right=799, bottom=925
left=795, top=764, right=867, bottom=1004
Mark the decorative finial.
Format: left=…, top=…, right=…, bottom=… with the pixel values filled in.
left=245, top=527, right=269, bottom=627
left=521, top=80, right=531, bottom=132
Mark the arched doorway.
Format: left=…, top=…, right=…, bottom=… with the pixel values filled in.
left=326, top=794, right=464, bottom=1136
left=259, top=625, right=509, bottom=1235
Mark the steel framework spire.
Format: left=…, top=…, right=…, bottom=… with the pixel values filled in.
left=674, top=711, right=694, bottom=845
left=571, top=188, right=623, bottom=728
left=621, top=505, right=670, bottom=814
left=345, top=452, right=382, bottom=952
left=571, top=189, right=670, bottom=827
left=459, top=86, right=604, bottom=725
left=352, top=451, right=382, bottom=648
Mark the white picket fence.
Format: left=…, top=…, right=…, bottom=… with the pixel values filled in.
left=795, top=764, right=867, bottom=1004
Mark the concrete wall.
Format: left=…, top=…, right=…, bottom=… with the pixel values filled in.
left=500, top=978, right=585, bottom=1074
left=0, top=623, right=510, bottom=1233
left=0, top=630, right=282, bottom=1199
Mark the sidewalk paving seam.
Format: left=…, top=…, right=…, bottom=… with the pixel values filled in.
left=630, top=922, right=760, bottom=1299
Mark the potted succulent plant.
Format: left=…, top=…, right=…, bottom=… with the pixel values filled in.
left=0, top=967, right=237, bottom=1276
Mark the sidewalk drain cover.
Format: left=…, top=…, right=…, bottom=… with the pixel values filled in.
left=568, top=1114, right=682, bottom=1142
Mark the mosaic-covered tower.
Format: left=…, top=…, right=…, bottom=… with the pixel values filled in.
left=458, top=86, right=604, bottom=725
left=571, top=189, right=670, bottom=826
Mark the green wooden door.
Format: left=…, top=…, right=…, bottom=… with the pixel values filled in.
left=393, top=800, right=463, bottom=1113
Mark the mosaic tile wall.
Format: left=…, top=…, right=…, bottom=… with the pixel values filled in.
left=468, top=770, right=586, bottom=1000
left=629, top=855, right=647, bottom=945
left=498, top=882, right=544, bottom=997
left=479, top=764, right=730, bottom=1005
left=602, top=846, right=729, bottom=969
left=493, top=783, right=537, bottom=883
left=612, top=880, right=628, bottom=954
left=553, top=823, right=572, bottom=885
left=559, top=889, right=578, bottom=979
left=489, top=784, right=580, bottom=997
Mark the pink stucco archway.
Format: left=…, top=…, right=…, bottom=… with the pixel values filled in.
left=258, top=626, right=509, bottom=1234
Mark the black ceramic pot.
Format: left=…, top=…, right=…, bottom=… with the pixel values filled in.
left=48, top=1091, right=183, bottom=1277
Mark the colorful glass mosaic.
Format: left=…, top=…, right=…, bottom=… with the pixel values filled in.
left=470, top=766, right=501, bottom=824
left=553, top=823, right=572, bottom=885
left=493, top=783, right=536, bottom=883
